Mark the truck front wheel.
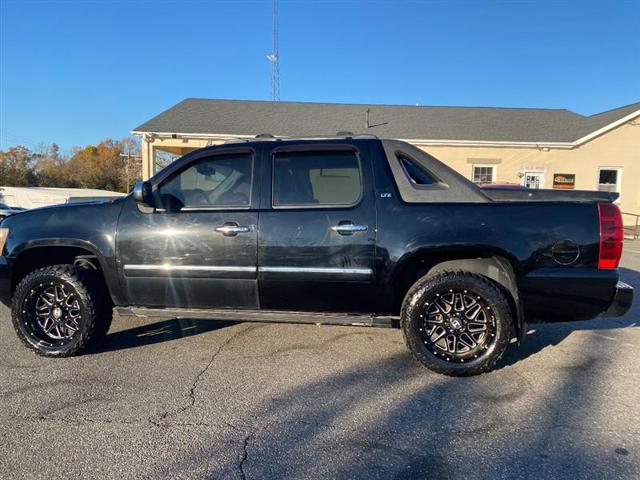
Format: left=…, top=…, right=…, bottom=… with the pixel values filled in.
left=11, top=264, right=112, bottom=357
left=401, top=271, right=512, bottom=376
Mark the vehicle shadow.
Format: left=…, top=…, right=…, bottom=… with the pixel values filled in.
left=89, top=317, right=239, bottom=354
left=93, top=265, right=638, bottom=365
left=158, top=338, right=635, bottom=479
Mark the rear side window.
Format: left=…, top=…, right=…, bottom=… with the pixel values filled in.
left=272, top=151, right=361, bottom=207
left=399, top=154, right=436, bottom=185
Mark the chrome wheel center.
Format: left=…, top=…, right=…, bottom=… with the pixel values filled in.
left=53, top=307, right=63, bottom=319
left=448, top=316, right=463, bottom=330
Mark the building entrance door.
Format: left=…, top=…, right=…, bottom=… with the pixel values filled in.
left=524, top=172, right=544, bottom=189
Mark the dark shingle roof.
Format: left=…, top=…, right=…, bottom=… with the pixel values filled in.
left=133, top=98, right=640, bottom=144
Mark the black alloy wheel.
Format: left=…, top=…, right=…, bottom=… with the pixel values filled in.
left=417, top=288, right=497, bottom=363
left=11, top=264, right=111, bottom=357
left=22, top=281, right=82, bottom=343
left=401, top=271, right=512, bottom=376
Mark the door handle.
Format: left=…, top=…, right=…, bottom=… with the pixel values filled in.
left=215, top=222, right=251, bottom=237
left=330, top=222, right=368, bottom=236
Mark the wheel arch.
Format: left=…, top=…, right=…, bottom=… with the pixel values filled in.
left=394, top=250, right=525, bottom=342
left=11, top=240, right=118, bottom=305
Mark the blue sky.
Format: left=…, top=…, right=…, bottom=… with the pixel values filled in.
left=1, top=0, right=639, bottom=152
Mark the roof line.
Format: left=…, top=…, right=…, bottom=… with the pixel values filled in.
left=132, top=106, right=639, bottom=149
left=132, top=99, right=640, bottom=147
left=181, top=97, right=577, bottom=113
left=572, top=108, right=640, bottom=145
left=584, top=101, right=640, bottom=118
left=131, top=130, right=572, bottom=149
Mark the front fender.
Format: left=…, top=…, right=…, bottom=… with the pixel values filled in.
left=2, top=199, right=126, bottom=305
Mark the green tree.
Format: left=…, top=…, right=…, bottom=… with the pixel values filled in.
left=0, top=146, right=37, bottom=186
left=33, top=143, right=70, bottom=187
left=66, top=138, right=141, bottom=192
left=2, top=137, right=141, bottom=192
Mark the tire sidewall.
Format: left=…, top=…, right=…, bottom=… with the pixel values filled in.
left=12, top=268, right=94, bottom=356
left=401, top=272, right=512, bottom=375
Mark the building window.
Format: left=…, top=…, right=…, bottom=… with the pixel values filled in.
left=472, top=165, right=496, bottom=185
left=598, top=167, right=622, bottom=193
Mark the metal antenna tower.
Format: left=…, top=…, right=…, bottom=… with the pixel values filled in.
left=266, top=0, right=280, bottom=101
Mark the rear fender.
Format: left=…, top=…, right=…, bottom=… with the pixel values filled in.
left=427, top=256, right=526, bottom=344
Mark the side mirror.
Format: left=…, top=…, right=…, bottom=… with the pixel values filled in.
left=132, top=180, right=153, bottom=207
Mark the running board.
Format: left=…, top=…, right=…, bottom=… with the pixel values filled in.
left=116, top=307, right=398, bottom=328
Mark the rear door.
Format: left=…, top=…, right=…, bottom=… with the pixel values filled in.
left=257, top=142, right=378, bottom=312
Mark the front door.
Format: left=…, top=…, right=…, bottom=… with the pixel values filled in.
left=257, top=143, right=377, bottom=312
left=116, top=148, right=260, bottom=308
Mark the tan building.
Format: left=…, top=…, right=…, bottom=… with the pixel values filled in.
left=133, top=98, right=640, bottom=223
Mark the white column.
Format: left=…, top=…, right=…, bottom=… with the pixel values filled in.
left=141, top=135, right=156, bottom=180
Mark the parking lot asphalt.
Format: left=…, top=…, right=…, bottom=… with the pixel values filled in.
left=1, top=245, right=640, bottom=480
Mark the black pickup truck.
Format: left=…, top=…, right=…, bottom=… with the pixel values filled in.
left=0, top=137, right=633, bottom=376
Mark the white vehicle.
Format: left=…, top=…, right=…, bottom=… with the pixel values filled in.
left=0, top=202, right=26, bottom=220
left=0, top=186, right=125, bottom=210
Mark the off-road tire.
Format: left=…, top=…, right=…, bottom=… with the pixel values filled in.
left=11, top=264, right=112, bottom=357
left=401, top=271, right=512, bottom=376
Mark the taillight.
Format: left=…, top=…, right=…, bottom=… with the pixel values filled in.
left=598, top=202, right=623, bottom=269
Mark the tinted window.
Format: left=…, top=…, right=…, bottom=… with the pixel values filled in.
left=598, top=168, right=620, bottom=193
left=273, top=151, right=361, bottom=206
left=598, top=169, right=618, bottom=185
left=157, top=154, right=252, bottom=209
left=399, top=155, right=436, bottom=185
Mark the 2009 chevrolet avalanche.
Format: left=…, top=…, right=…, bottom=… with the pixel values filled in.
left=0, top=136, right=633, bottom=376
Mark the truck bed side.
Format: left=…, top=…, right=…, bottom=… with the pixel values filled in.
left=371, top=139, right=618, bottom=322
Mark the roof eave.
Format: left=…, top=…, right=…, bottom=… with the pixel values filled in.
left=132, top=130, right=577, bottom=149
left=571, top=109, right=640, bottom=146
left=404, top=138, right=575, bottom=149
left=131, top=108, right=640, bottom=150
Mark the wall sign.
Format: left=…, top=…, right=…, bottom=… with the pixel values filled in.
left=553, top=173, right=575, bottom=189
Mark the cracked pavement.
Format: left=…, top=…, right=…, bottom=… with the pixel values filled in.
left=1, top=245, right=640, bottom=479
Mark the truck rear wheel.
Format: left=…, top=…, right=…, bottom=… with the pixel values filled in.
left=11, top=264, right=112, bottom=357
left=401, top=271, right=512, bottom=376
